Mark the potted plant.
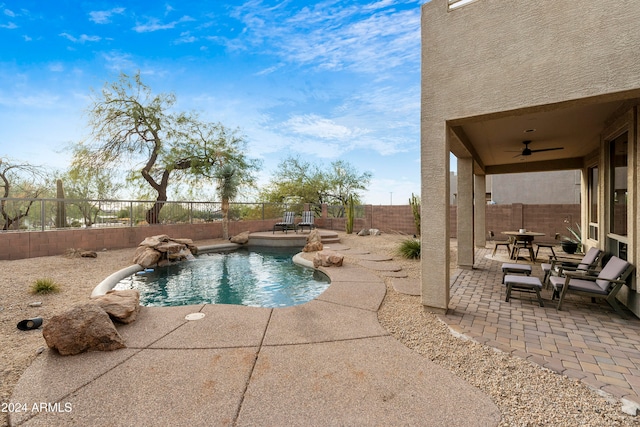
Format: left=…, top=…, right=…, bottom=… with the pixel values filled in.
left=561, top=223, right=582, bottom=254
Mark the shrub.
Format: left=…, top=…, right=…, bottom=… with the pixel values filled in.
left=396, top=238, right=420, bottom=259
left=30, top=278, right=61, bottom=294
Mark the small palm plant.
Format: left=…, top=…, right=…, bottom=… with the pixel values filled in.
left=396, top=238, right=421, bottom=259
left=215, top=164, right=240, bottom=240
left=30, top=278, right=61, bottom=294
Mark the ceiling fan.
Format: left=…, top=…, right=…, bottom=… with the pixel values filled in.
left=511, top=140, right=564, bottom=158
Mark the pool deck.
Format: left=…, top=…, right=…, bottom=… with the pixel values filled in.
left=9, top=241, right=500, bottom=426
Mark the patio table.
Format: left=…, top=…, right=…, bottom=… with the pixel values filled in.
left=502, top=231, right=545, bottom=262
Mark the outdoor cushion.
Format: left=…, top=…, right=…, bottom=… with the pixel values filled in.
left=595, top=256, right=629, bottom=292
left=548, top=276, right=608, bottom=295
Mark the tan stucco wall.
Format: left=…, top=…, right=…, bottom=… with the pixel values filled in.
left=422, top=0, right=640, bottom=123
left=421, top=0, right=640, bottom=314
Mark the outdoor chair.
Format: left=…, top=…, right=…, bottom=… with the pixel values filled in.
left=297, top=211, right=316, bottom=232
left=535, top=233, right=560, bottom=259
left=489, top=231, right=511, bottom=257
left=549, top=255, right=634, bottom=318
left=542, top=247, right=602, bottom=286
left=272, top=211, right=297, bottom=234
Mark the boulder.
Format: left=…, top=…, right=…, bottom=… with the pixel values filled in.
left=303, top=241, right=324, bottom=252
left=42, top=304, right=126, bottom=356
left=94, top=290, right=141, bottom=324
left=306, top=229, right=322, bottom=244
left=357, top=228, right=369, bottom=236
left=230, top=231, right=251, bottom=244
left=155, top=241, right=185, bottom=254
left=80, top=250, right=98, bottom=258
left=138, top=235, right=170, bottom=248
left=369, top=228, right=381, bottom=236
left=313, top=250, right=344, bottom=268
left=133, top=246, right=162, bottom=268
left=133, top=235, right=196, bottom=267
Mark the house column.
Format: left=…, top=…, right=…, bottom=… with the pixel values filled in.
left=474, top=174, right=486, bottom=248
left=457, top=157, right=474, bottom=268
left=420, top=123, right=450, bottom=313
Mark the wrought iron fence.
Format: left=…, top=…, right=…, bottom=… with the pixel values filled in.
left=0, top=198, right=315, bottom=232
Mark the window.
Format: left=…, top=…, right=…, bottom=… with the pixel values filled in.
left=607, top=132, right=628, bottom=260
left=588, top=166, right=598, bottom=240
left=609, top=134, right=627, bottom=237
left=448, top=0, right=479, bottom=11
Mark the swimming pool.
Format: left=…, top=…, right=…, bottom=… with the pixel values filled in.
left=113, top=247, right=330, bottom=308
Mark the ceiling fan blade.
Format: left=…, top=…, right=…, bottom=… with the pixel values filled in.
left=530, top=147, right=564, bottom=153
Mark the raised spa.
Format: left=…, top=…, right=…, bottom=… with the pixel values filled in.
left=113, top=247, right=330, bottom=308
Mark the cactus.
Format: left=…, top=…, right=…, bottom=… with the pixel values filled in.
left=345, top=194, right=355, bottom=234
left=409, top=193, right=420, bottom=236
left=55, top=179, right=67, bottom=228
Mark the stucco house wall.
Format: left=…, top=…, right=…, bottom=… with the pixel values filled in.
left=421, top=0, right=640, bottom=315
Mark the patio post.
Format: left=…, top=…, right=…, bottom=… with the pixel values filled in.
left=474, top=174, right=486, bottom=248
left=420, top=122, right=450, bottom=313
left=457, top=157, right=474, bottom=268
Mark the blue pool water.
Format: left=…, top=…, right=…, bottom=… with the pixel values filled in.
left=113, top=247, right=330, bottom=308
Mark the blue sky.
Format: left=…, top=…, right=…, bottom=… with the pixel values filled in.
left=0, top=0, right=427, bottom=205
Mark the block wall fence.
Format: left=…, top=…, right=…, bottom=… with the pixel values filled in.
left=0, top=203, right=579, bottom=260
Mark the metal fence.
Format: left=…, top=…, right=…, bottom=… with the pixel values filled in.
left=0, top=198, right=325, bottom=232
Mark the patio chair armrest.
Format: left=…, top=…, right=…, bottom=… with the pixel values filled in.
left=563, top=272, right=628, bottom=286
left=563, top=271, right=597, bottom=280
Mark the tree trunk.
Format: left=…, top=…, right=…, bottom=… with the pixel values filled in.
left=221, top=197, right=229, bottom=239
left=145, top=200, right=165, bottom=225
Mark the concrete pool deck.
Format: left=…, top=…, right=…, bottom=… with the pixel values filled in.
left=9, top=245, right=500, bottom=426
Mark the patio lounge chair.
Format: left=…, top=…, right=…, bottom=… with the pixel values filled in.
left=297, top=211, right=316, bottom=232
left=542, top=247, right=602, bottom=286
left=273, top=211, right=296, bottom=234
left=549, top=255, right=634, bottom=318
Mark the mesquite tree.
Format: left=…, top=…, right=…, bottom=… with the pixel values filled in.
left=0, top=158, right=47, bottom=230
left=75, top=72, right=259, bottom=224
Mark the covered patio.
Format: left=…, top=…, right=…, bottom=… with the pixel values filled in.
left=440, top=244, right=640, bottom=407
left=420, top=1, right=640, bottom=318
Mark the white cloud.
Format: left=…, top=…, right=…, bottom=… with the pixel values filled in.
left=4, top=8, right=15, bottom=17
left=284, top=114, right=367, bottom=140
left=174, top=31, right=197, bottom=44
left=89, top=7, right=125, bottom=24
left=133, top=15, right=195, bottom=33
left=59, top=33, right=101, bottom=43
left=0, top=21, right=17, bottom=29
left=224, top=0, right=422, bottom=74
left=49, top=63, right=64, bottom=72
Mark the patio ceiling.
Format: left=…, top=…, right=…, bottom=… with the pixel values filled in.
left=447, top=95, right=639, bottom=175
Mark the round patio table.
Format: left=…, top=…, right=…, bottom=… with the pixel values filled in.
left=501, top=231, right=545, bottom=261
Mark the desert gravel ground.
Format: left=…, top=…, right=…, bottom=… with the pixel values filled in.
left=1, top=232, right=638, bottom=426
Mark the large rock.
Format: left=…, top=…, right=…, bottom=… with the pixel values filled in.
left=42, top=304, right=126, bottom=356
left=303, top=241, right=324, bottom=252
left=139, top=235, right=170, bottom=248
left=303, top=229, right=323, bottom=252
left=230, top=231, right=250, bottom=244
left=94, top=290, right=141, bottom=324
left=133, top=246, right=162, bottom=268
left=313, top=250, right=344, bottom=268
left=134, top=235, right=196, bottom=267
left=307, top=229, right=322, bottom=244
left=155, top=241, right=185, bottom=254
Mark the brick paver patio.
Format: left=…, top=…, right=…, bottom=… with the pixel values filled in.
left=440, top=246, right=640, bottom=407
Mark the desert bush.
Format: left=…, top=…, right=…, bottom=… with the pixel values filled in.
left=396, top=238, right=420, bottom=259
left=30, top=278, right=61, bottom=294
